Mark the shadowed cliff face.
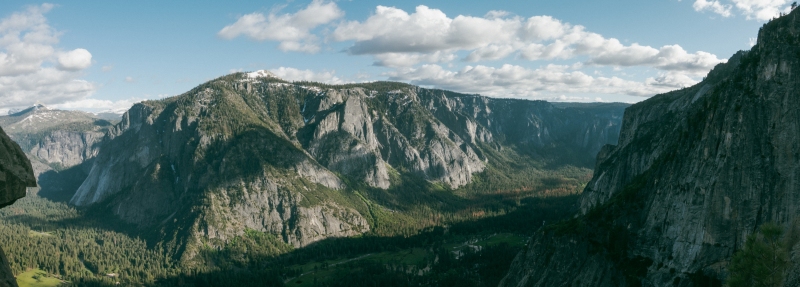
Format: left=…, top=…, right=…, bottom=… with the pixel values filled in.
left=0, top=126, right=35, bottom=209
left=0, top=126, right=36, bottom=287
left=502, top=10, right=800, bottom=287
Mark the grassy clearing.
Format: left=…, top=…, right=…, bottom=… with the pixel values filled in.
left=16, top=269, right=65, bottom=287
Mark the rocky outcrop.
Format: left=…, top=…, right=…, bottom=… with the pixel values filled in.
left=502, top=10, right=800, bottom=287
left=0, top=126, right=35, bottom=209
left=0, top=126, right=36, bottom=287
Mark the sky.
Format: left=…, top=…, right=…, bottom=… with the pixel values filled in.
left=0, top=0, right=789, bottom=114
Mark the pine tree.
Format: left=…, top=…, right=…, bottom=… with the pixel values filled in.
left=726, top=223, right=789, bottom=287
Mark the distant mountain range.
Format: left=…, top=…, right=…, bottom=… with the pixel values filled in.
left=0, top=105, right=115, bottom=202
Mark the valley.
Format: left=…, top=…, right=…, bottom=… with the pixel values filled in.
left=0, top=75, right=624, bottom=286
left=4, top=1, right=800, bottom=287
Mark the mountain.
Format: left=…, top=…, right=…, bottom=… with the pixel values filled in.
left=501, top=9, right=800, bottom=287
left=65, top=70, right=627, bottom=261
left=0, top=125, right=36, bottom=287
left=0, top=104, right=115, bottom=203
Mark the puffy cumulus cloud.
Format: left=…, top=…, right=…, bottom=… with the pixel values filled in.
left=693, top=0, right=733, bottom=17
left=733, top=0, right=793, bottom=20
left=218, top=0, right=343, bottom=53
left=693, top=0, right=792, bottom=21
left=57, top=48, right=92, bottom=70
left=332, top=5, right=519, bottom=54
left=0, top=68, right=94, bottom=108
left=0, top=4, right=95, bottom=111
left=269, top=67, right=343, bottom=84
left=330, top=5, right=724, bottom=73
left=588, top=44, right=724, bottom=76
left=387, top=64, right=693, bottom=99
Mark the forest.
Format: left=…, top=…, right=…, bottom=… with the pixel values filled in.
left=1, top=154, right=586, bottom=286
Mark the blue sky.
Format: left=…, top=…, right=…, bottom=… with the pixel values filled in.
left=0, top=0, right=787, bottom=113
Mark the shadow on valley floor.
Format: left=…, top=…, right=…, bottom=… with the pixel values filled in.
left=146, top=195, right=580, bottom=287
left=34, top=160, right=94, bottom=203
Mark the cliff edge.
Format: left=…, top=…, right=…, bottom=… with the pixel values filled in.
left=502, top=8, right=800, bottom=287
left=0, top=125, right=36, bottom=287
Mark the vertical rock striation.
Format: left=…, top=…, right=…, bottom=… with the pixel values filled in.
left=502, top=9, right=800, bottom=287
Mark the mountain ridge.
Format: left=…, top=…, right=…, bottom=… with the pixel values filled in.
left=9, top=71, right=627, bottom=261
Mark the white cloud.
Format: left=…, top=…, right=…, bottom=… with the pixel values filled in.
left=0, top=4, right=96, bottom=111
left=269, top=67, right=342, bottom=84
left=547, top=95, right=604, bottom=103
left=218, top=0, right=343, bottom=53
left=733, top=0, right=792, bottom=20
left=464, top=45, right=516, bottom=62
left=693, top=0, right=733, bottom=17
left=330, top=5, right=724, bottom=74
left=693, top=0, right=792, bottom=20
left=333, top=5, right=518, bottom=54
left=588, top=44, right=724, bottom=76
left=56, top=48, right=92, bottom=70
left=372, top=51, right=456, bottom=67
left=124, top=76, right=135, bottom=83
left=387, top=64, right=689, bottom=99
left=218, top=3, right=728, bottom=102
left=51, top=97, right=141, bottom=114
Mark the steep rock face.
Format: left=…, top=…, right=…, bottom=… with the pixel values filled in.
left=71, top=80, right=369, bottom=254
left=27, top=130, right=104, bottom=169
left=0, top=106, right=112, bottom=200
left=502, top=10, right=800, bottom=287
left=0, top=126, right=36, bottom=287
left=70, top=72, right=626, bottom=259
left=0, top=105, right=111, bottom=170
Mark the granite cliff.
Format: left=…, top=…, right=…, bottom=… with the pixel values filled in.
left=502, top=9, right=800, bottom=287
left=0, top=125, right=36, bottom=287
left=66, top=71, right=626, bottom=260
